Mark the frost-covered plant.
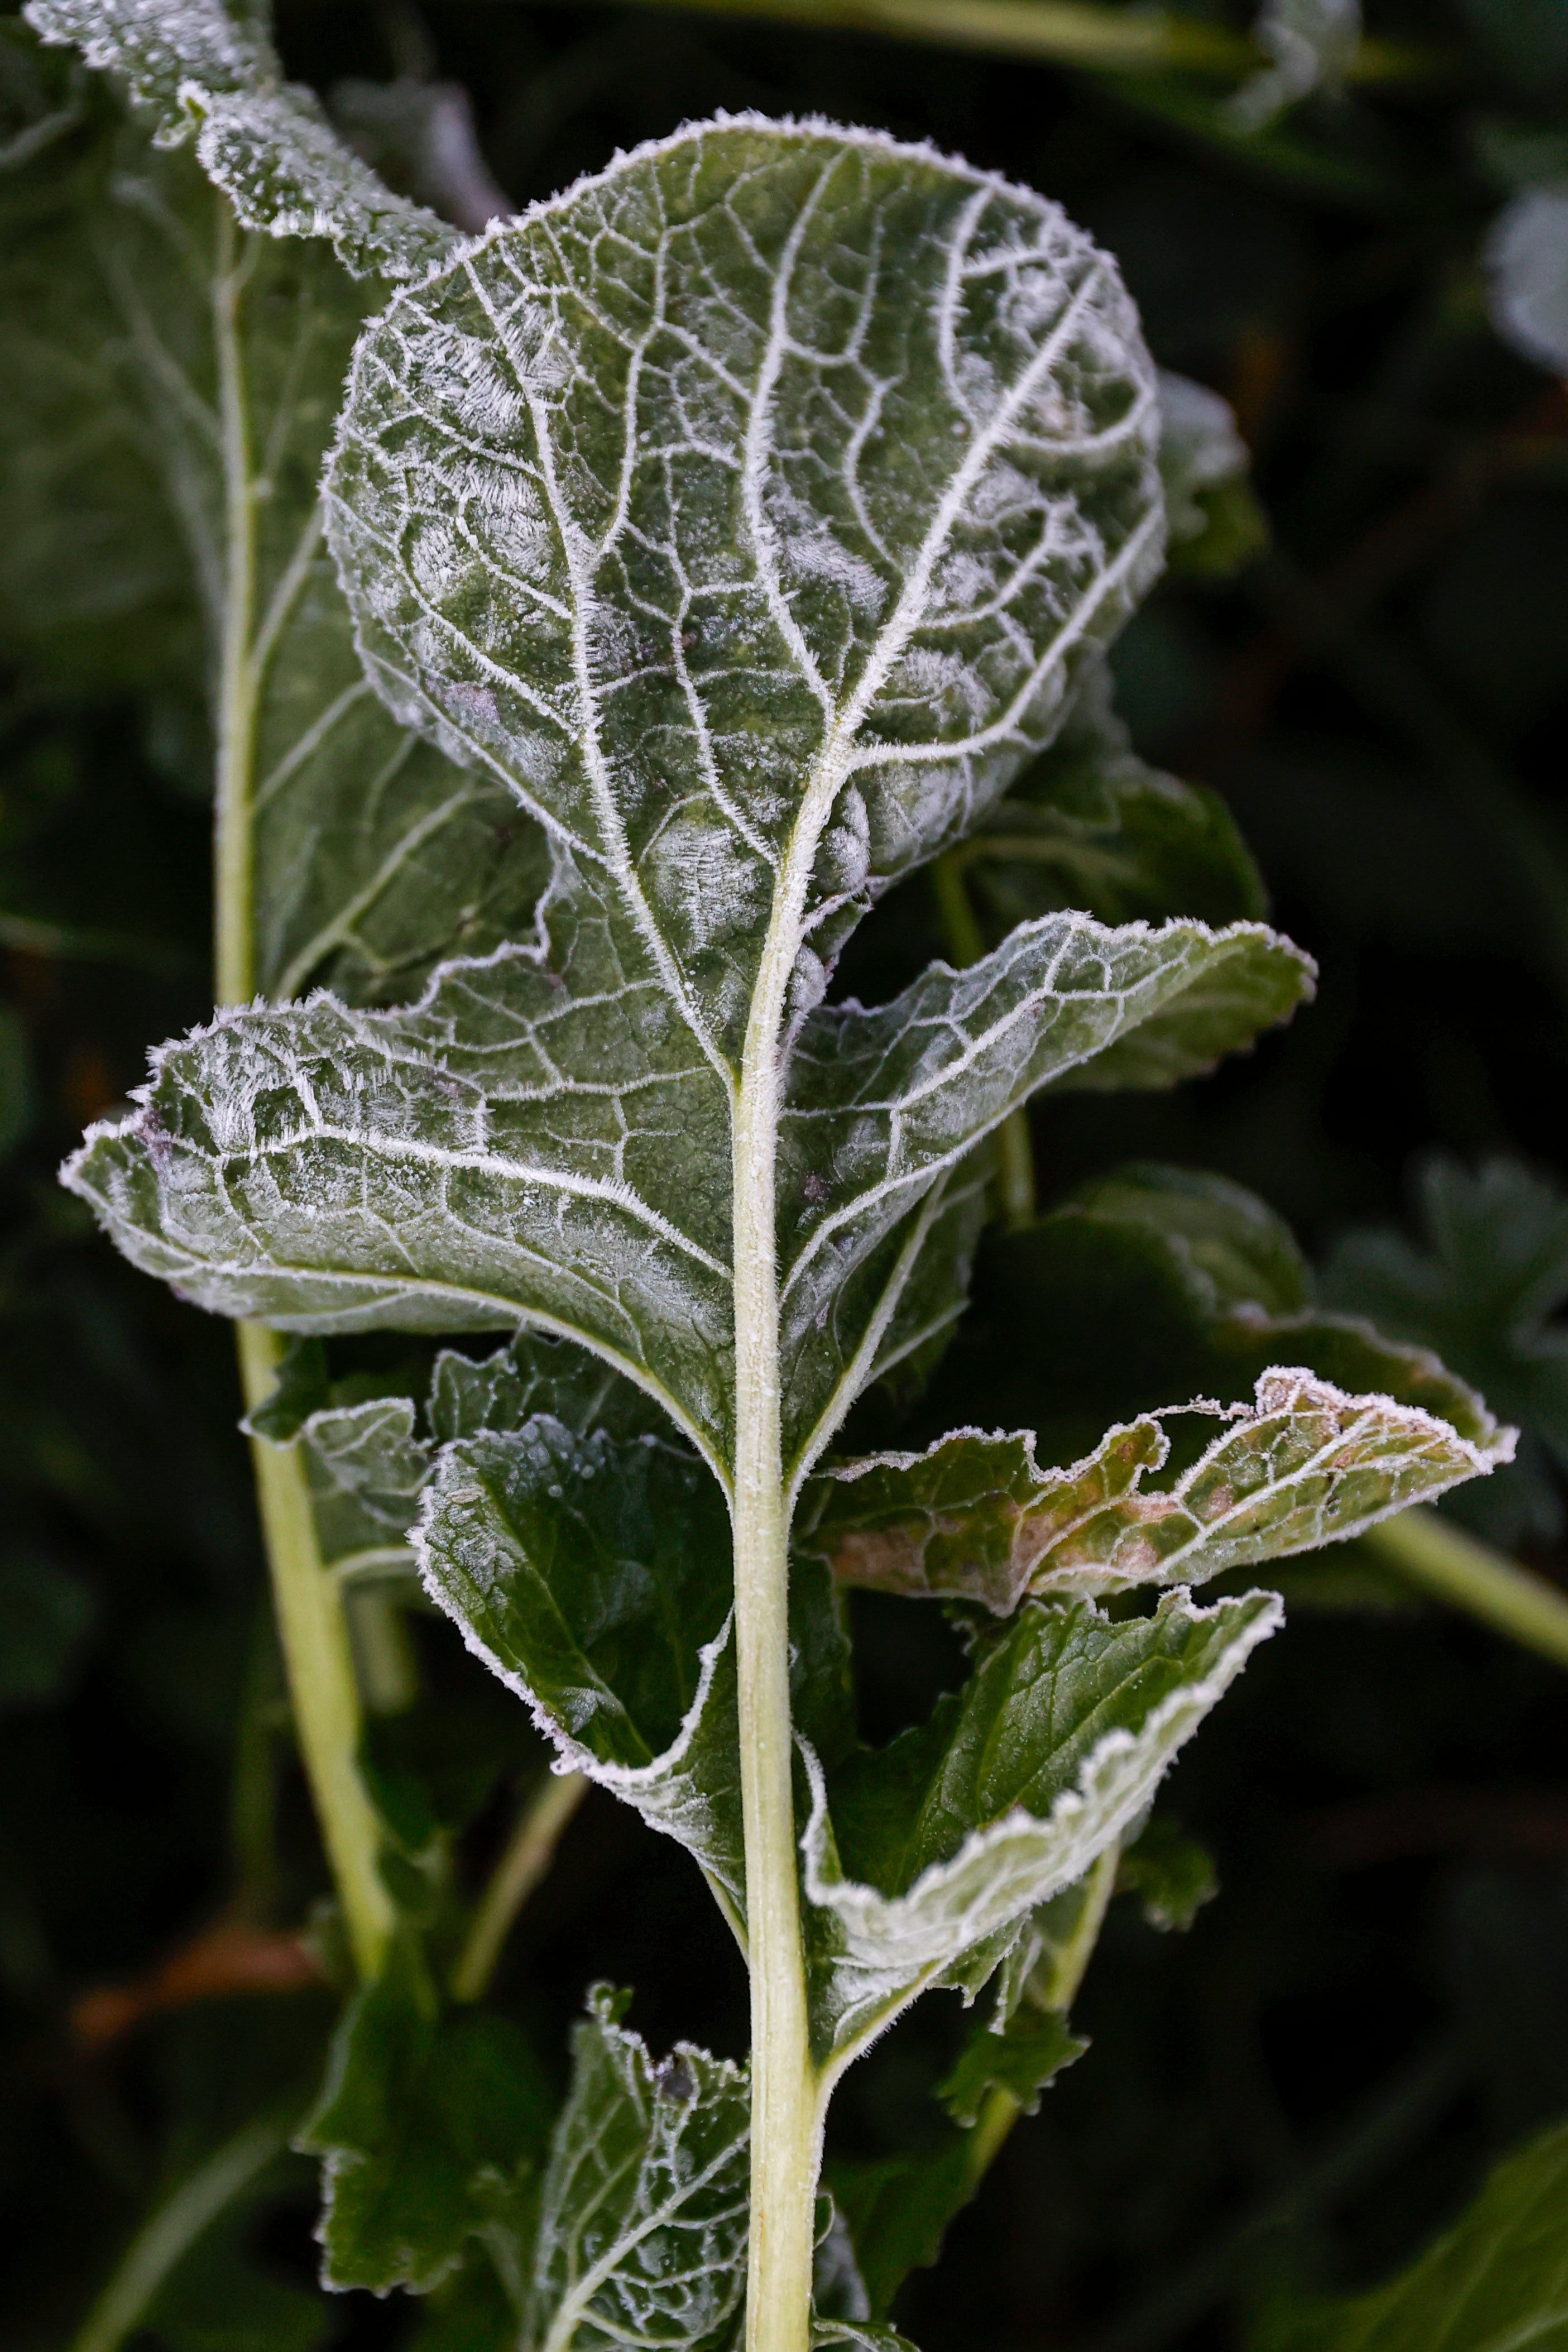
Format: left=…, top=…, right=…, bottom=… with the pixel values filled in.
left=19, top=6, right=1516, bottom=2348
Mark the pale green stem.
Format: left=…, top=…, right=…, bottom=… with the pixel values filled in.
left=238, top=1326, right=395, bottom=1981
left=733, top=1029, right=818, bottom=2352
left=962, top=1840, right=1120, bottom=2190
left=1363, top=1506, right=1568, bottom=1672
left=346, top=1586, right=421, bottom=1716
left=573, top=0, right=1431, bottom=82
left=932, top=847, right=1035, bottom=1229
left=209, top=200, right=391, bottom=1979
left=449, top=1770, right=589, bottom=2004
left=71, top=2111, right=291, bottom=2352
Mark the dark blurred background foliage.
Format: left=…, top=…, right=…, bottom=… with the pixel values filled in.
left=4, top=1, right=1568, bottom=2346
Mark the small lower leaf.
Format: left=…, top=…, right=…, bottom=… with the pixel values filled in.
left=937, top=2004, right=1086, bottom=2128
left=828, top=2142, right=976, bottom=2322
left=526, top=1986, right=750, bottom=2352
left=296, top=1957, right=553, bottom=2293
left=1116, top=1816, right=1217, bottom=1932
left=803, top=1587, right=1279, bottom=2066
left=416, top=1417, right=746, bottom=1915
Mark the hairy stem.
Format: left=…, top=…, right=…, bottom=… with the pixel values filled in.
left=71, top=2111, right=292, bottom=2352
left=450, top=1769, right=588, bottom=2003
left=1364, top=1506, right=1568, bottom=1671
left=733, top=1027, right=819, bottom=2352
left=210, top=197, right=390, bottom=1981
left=238, top=1326, right=394, bottom=1980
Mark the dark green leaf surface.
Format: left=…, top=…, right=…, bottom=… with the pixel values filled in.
left=803, top=1585, right=1279, bottom=2063
left=297, top=1957, right=553, bottom=2293
left=1115, top=1814, right=1216, bottom=1931
left=829, top=2142, right=976, bottom=2321
left=1258, top=2116, right=1568, bottom=2352
left=418, top=1416, right=853, bottom=1922
left=1325, top=1156, right=1568, bottom=1544
left=937, top=2001, right=1086, bottom=2126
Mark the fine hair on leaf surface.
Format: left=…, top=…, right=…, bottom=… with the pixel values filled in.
left=36, top=59, right=1521, bottom=2352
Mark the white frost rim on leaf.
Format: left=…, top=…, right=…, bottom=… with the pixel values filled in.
left=412, top=1452, right=742, bottom=1875
left=816, top=1364, right=1517, bottom=1606
left=802, top=1586, right=1283, bottom=2075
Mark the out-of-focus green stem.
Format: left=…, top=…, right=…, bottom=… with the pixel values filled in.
left=561, top=0, right=1437, bottom=84
left=961, top=1838, right=1121, bottom=2189
left=71, top=2112, right=292, bottom=2352
left=1364, top=1507, right=1568, bottom=1672
left=450, top=1770, right=589, bottom=2003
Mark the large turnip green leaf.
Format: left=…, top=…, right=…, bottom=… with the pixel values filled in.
left=61, top=113, right=1227, bottom=1476
left=1255, top=2115, right=1568, bottom=2352
left=802, top=1585, right=1279, bottom=2067
left=525, top=1986, right=750, bottom=2352
left=63, top=903, right=1306, bottom=1477
left=23, top=0, right=455, bottom=279
left=415, top=1415, right=854, bottom=1927
left=801, top=1367, right=1514, bottom=1615
left=297, top=1955, right=554, bottom=2294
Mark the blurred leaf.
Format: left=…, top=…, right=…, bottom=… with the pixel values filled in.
left=1486, top=186, right=1568, bottom=378
left=1115, top=1814, right=1216, bottom=1931
left=938, top=2001, right=1086, bottom=2126
left=956, top=660, right=1268, bottom=935
left=0, top=1549, right=94, bottom=1711
left=1157, top=368, right=1268, bottom=577
left=297, top=1953, right=553, bottom=2293
left=1255, top=2115, right=1568, bottom=2352
left=931, top=1162, right=1508, bottom=1473
left=1324, top=1157, right=1568, bottom=1544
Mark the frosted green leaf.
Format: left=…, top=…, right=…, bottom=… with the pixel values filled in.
left=803, top=1368, right=1514, bottom=1615
left=954, top=658, right=1266, bottom=933
left=416, top=1417, right=853, bottom=1924
left=294, top=1397, right=429, bottom=1577
left=324, top=116, right=1166, bottom=1058
left=526, top=1987, right=750, bottom=2352
left=62, top=902, right=1306, bottom=1476
left=813, top=2326, right=920, bottom=2351
left=802, top=1586, right=1279, bottom=2067
left=23, top=0, right=454, bottom=278
left=1260, top=2116, right=1568, bottom=2352
left=416, top=1415, right=749, bottom=1917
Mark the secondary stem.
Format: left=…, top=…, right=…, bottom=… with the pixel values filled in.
left=449, top=1769, right=588, bottom=2003
left=239, top=1326, right=394, bottom=1980
left=1364, top=1506, right=1568, bottom=1672
left=210, top=198, right=391, bottom=1982
left=732, top=1041, right=818, bottom=2352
